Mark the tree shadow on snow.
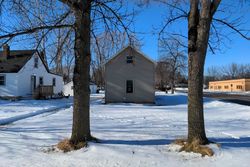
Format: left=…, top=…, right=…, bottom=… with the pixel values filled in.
left=101, top=137, right=250, bottom=147
left=155, top=94, right=213, bottom=106
left=100, top=139, right=172, bottom=146
left=211, top=137, right=250, bottom=148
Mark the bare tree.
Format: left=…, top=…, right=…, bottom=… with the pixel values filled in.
left=158, top=37, right=187, bottom=94
left=204, top=66, right=222, bottom=86
left=155, top=61, right=169, bottom=91
left=58, top=0, right=134, bottom=146
left=207, top=66, right=221, bottom=80
left=221, top=63, right=244, bottom=79
left=154, top=0, right=250, bottom=155
left=206, top=63, right=250, bottom=82
left=184, top=0, right=221, bottom=148
left=91, top=31, right=126, bottom=88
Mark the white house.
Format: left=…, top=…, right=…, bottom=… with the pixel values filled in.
left=0, top=44, right=63, bottom=98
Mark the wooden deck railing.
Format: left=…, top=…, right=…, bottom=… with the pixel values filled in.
left=33, top=85, right=54, bottom=99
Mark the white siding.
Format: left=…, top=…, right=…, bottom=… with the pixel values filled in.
left=63, top=81, right=73, bottom=96
left=90, top=84, right=97, bottom=94
left=16, top=53, right=63, bottom=96
left=0, top=53, right=63, bottom=97
left=63, top=81, right=97, bottom=96
left=0, top=73, right=18, bottom=96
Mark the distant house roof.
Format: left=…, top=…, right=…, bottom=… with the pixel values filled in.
left=0, top=50, right=36, bottom=73
left=0, top=49, right=62, bottom=76
left=105, top=45, right=155, bottom=65
left=64, top=80, right=97, bottom=85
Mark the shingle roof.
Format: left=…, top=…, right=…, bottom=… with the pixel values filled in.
left=0, top=50, right=36, bottom=73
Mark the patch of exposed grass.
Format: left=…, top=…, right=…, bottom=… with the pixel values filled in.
left=173, top=139, right=214, bottom=157
left=57, top=139, right=87, bottom=153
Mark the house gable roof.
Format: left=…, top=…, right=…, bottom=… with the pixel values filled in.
left=0, top=50, right=36, bottom=73
left=105, top=45, right=155, bottom=66
left=0, top=50, right=62, bottom=77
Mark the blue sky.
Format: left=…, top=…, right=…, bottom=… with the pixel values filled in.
left=1, top=1, right=249, bottom=73
left=131, top=2, right=250, bottom=73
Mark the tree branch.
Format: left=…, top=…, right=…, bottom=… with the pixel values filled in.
left=159, top=14, right=187, bottom=36
left=213, top=18, right=250, bottom=40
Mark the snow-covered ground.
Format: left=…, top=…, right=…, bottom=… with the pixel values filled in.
left=0, top=98, right=73, bottom=119
left=0, top=92, right=250, bottom=167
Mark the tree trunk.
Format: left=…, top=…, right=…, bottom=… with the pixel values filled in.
left=187, top=0, right=215, bottom=145
left=171, top=72, right=175, bottom=94
left=187, top=52, right=208, bottom=144
left=56, top=50, right=63, bottom=75
left=70, top=0, right=92, bottom=144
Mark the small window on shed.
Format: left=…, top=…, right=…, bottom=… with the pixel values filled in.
left=0, top=75, right=5, bottom=86
left=126, top=80, right=133, bottom=93
left=34, top=57, right=39, bottom=68
left=126, top=56, right=133, bottom=63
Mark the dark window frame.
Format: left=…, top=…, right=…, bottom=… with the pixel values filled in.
left=126, top=80, right=133, bottom=93
left=0, top=75, right=6, bottom=86
left=126, top=56, right=133, bottom=64
left=34, top=57, right=39, bottom=68
left=39, top=77, right=43, bottom=85
left=52, top=78, right=56, bottom=86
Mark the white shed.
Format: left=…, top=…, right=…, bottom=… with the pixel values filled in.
left=63, top=81, right=97, bottom=96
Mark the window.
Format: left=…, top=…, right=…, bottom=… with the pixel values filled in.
left=126, top=56, right=133, bottom=63
left=34, top=57, right=38, bottom=68
left=39, top=77, right=43, bottom=85
left=224, top=85, right=229, bottom=89
left=236, top=85, right=243, bottom=89
left=218, top=86, right=222, bottom=89
left=52, top=78, right=56, bottom=86
left=210, top=86, right=213, bottom=89
left=126, top=80, right=133, bottom=93
left=0, top=75, right=5, bottom=86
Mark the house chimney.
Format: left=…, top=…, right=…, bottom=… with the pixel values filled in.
left=40, top=50, right=48, bottom=66
left=2, top=44, right=10, bottom=60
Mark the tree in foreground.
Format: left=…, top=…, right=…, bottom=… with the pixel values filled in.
left=186, top=0, right=221, bottom=146
left=155, top=0, right=250, bottom=155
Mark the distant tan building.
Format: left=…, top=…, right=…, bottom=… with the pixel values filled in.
left=209, top=79, right=250, bottom=92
